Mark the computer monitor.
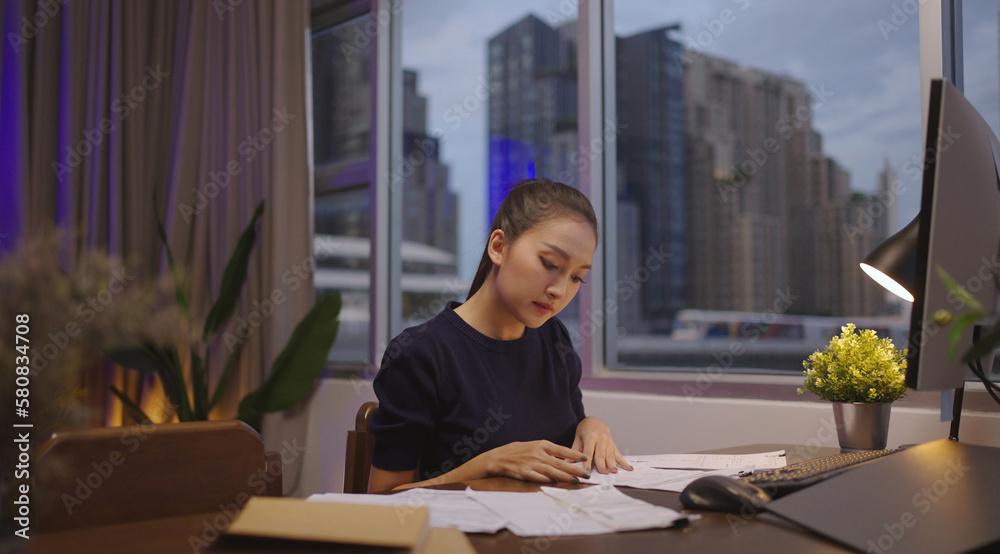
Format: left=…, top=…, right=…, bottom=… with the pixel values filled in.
left=906, top=78, right=1000, bottom=391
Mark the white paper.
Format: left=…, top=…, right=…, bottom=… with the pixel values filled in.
left=465, top=489, right=609, bottom=537
left=578, top=465, right=747, bottom=492
left=540, top=485, right=683, bottom=532
left=307, top=488, right=507, bottom=534
left=630, top=450, right=787, bottom=470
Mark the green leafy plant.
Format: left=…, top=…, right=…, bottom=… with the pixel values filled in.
left=934, top=265, right=1000, bottom=363
left=799, top=323, right=908, bottom=403
left=109, top=200, right=340, bottom=431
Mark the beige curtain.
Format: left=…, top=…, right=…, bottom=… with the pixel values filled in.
left=4, top=0, right=313, bottom=425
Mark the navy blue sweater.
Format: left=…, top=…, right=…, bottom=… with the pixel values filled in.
left=370, top=302, right=586, bottom=480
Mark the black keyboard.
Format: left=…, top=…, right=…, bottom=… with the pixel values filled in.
left=742, top=449, right=900, bottom=498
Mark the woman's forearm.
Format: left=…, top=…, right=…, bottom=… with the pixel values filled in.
left=391, top=454, right=491, bottom=491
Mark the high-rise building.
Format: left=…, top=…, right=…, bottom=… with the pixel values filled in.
left=876, top=157, right=900, bottom=234
left=684, top=50, right=888, bottom=317
left=615, top=26, right=687, bottom=331
left=313, top=30, right=457, bottom=272
left=487, top=17, right=687, bottom=331
left=401, top=70, right=457, bottom=271
left=486, top=15, right=577, bottom=221
left=685, top=52, right=809, bottom=313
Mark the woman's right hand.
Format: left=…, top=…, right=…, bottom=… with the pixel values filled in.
left=479, top=440, right=591, bottom=484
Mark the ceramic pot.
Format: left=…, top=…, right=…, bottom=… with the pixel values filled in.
left=831, top=401, right=892, bottom=451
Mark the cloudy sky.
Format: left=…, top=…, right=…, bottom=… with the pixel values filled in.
left=401, top=0, right=1000, bottom=280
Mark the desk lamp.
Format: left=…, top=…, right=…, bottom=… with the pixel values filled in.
left=859, top=215, right=919, bottom=303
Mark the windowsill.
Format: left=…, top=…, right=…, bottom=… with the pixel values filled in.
left=582, top=368, right=1000, bottom=413
left=322, top=364, right=999, bottom=413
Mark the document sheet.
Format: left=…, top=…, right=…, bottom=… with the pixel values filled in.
left=466, top=486, right=683, bottom=537
left=308, top=489, right=507, bottom=533
left=576, top=449, right=786, bottom=492
left=634, top=450, right=786, bottom=470
left=578, top=466, right=746, bottom=491
left=309, top=486, right=684, bottom=537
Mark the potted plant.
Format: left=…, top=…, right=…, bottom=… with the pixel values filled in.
left=798, top=323, right=908, bottom=451
left=109, top=200, right=341, bottom=432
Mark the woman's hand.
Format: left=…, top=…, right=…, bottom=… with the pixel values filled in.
left=479, top=440, right=592, bottom=484
left=572, top=417, right=634, bottom=474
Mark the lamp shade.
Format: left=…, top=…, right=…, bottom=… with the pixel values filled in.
left=860, top=215, right=919, bottom=303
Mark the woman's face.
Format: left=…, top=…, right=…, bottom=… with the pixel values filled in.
left=492, top=216, right=597, bottom=329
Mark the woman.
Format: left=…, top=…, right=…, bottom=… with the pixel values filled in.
left=368, top=178, right=632, bottom=493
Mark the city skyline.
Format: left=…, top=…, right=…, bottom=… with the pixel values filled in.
left=402, top=0, right=1000, bottom=285
left=482, top=13, right=894, bottom=323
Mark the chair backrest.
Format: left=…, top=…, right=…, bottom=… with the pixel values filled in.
left=34, top=419, right=281, bottom=533
left=343, top=401, right=379, bottom=493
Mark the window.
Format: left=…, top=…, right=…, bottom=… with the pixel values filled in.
left=607, top=1, right=921, bottom=374
left=309, top=1, right=994, bottom=383
left=397, top=2, right=581, bottom=334
left=312, top=6, right=375, bottom=364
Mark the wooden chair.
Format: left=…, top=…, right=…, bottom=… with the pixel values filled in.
left=34, top=419, right=282, bottom=533
left=343, top=401, right=378, bottom=493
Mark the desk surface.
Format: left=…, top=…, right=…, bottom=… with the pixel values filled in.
left=28, top=444, right=850, bottom=554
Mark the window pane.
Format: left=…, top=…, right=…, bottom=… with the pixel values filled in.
left=611, top=1, right=920, bottom=372
left=963, top=1, right=1000, bottom=140
left=400, top=2, right=580, bottom=331
left=312, top=15, right=374, bottom=363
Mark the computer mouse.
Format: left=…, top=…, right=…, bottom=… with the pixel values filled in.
left=679, top=475, right=772, bottom=515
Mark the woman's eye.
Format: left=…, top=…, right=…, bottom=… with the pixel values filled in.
left=572, top=275, right=587, bottom=284
left=541, top=257, right=557, bottom=270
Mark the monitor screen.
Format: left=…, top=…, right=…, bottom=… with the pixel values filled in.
left=907, top=78, right=1000, bottom=391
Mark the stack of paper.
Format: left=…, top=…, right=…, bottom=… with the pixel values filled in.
left=309, top=486, right=685, bottom=537
left=579, top=449, right=787, bottom=491
left=302, top=451, right=786, bottom=538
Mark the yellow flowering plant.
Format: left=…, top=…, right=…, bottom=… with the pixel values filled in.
left=799, top=323, right=908, bottom=403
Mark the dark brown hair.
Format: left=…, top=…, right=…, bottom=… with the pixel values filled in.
left=467, top=178, right=598, bottom=299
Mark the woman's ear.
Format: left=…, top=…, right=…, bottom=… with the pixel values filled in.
left=487, top=229, right=506, bottom=266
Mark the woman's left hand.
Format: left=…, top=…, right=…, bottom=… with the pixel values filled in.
left=571, top=417, right=634, bottom=474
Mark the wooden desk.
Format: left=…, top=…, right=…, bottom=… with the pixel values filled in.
left=27, top=444, right=850, bottom=553
left=460, top=443, right=849, bottom=554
